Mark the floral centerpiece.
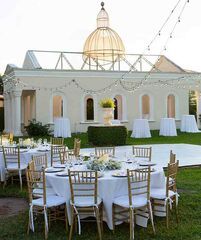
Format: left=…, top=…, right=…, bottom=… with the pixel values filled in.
left=99, top=98, right=115, bottom=125
left=87, top=154, right=121, bottom=171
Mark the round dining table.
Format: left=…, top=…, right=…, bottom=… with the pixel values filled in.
left=46, top=163, right=165, bottom=230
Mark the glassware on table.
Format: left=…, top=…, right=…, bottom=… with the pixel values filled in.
left=90, top=152, right=95, bottom=162
left=19, top=138, right=23, bottom=146
left=43, top=139, right=48, bottom=145
left=37, top=138, right=42, bottom=146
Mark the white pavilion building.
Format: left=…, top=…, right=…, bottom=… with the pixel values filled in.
left=3, top=2, right=201, bottom=136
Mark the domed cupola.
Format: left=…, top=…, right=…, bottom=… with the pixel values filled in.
left=83, top=2, right=125, bottom=66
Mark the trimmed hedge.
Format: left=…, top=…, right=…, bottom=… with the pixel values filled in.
left=88, top=125, right=128, bottom=146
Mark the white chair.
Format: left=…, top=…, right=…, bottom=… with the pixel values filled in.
left=112, top=167, right=155, bottom=240
left=150, top=160, right=179, bottom=228
left=26, top=166, right=68, bottom=239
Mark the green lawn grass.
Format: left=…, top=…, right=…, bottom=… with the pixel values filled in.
left=1, top=131, right=201, bottom=239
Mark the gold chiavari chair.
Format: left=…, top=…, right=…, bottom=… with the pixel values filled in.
left=112, top=167, right=155, bottom=240
left=68, top=170, right=103, bottom=240
left=169, top=150, right=176, bottom=164
left=26, top=164, right=68, bottom=239
left=67, top=138, right=81, bottom=158
left=3, top=146, right=27, bottom=190
left=50, top=137, right=64, bottom=146
left=150, top=160, right=179, bottom=228
left=95, top=146, right=115, bottom=157
left=59, top=150, right=76, bottom=165
left=132, top=146, right=152, bottom=161
left=32, top=154, right=48, bottom=170
left=51, top=145, right=66, bottom=166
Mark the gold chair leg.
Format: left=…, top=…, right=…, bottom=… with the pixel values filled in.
left=65, top=205, right=69, bottom=232
left=129, top=208, right=134, bottom=240
left=69, top=207, right=75, bottom=240
left=148, top=201, right=155, bottom=234
left=95, top=207, right=102, bottom=240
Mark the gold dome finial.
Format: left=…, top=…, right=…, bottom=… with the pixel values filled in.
left=101, top=2, right=105, bottom=10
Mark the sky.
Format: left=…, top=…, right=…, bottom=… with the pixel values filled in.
left=0, top=0, right=201, bottom=74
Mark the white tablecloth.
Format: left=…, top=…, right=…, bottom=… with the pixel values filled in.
left=0, top=148, right=51, bottom=181
left=46, top=164, right=165, bottom=230
left=180, top=115, right=199, bottom=133
left=131, top=119, right=151, bottom=138
left=54, top=117, right=71, bottom=138
left=159, top=118, right=177, bottom=136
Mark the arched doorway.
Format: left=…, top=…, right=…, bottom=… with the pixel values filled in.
left=167, top=94, right=175, bottom=118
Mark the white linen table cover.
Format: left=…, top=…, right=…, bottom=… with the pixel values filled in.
left=0, top=148, right=51, bottom=181
left=54, top=117, right=71, bottom=138
left=46, top=165, right=165, bottom=230
left=131, top=119, right=151, bottom=138
left=180, top=115, right=199, bottom=133
left=159, top=118, right=177, bottom=136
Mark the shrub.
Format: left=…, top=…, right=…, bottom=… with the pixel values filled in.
left=25, top=119, right=51, bottom=136
left=88, top=125, right=127, bottom=146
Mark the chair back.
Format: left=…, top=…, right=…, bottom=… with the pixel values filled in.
left=32, top=154, right=48, bottom=170
left=132, top=146, right=152, bottom=161
left=51, top=145, right=66, bottom=166
left=127, top=167, right=150, bottom=207
left=95, top=147, right=115, bottom=157
left=68, top=170, right=98, bottom=205
left=50, top=137, right=64, bottom=146
left=59, top=150, right=76, bottom=164
left=166, top=160, right=179, bottom=197
left=73, top=138, right=81, bottom=157
left=3, top=146, right=20, bottom=169
left=169, top=150, right=176, bottom=164
left=26, top=162, right=46, bottom=205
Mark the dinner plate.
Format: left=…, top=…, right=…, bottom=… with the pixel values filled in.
left=20, top=149, right=29, bottom=153
left=56, top=172, right=77, bottom=177
left=112, top=171, right=127, bottom=177
left=37, top=149, right=50, bottom=152
left=139, top=161, right=156, bottom=166
left=45, top=168, right=63, bottom=173
left=53, top=164, right=66, bottom=168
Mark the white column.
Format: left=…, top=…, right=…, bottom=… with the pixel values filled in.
left=12, top=91, right=22, bottom=136
left=30, top=94, right=36, bottom=120
left=3, top=94, right=9, bottom=132
left=122, top=96, right=128, bottom=121
left=8, top=93, right=13, bottom=132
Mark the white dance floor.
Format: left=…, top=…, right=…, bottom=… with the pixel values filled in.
left=80, top=144, right=201, bottom=168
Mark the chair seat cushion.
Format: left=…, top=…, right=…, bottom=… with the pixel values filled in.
left=33, top=187, right=56, bottom=197
left=113, top=195, right=148, bottom=209
left=71, top=196, right=102, bottom=207
left=150, top=188, right=176, bottom=200
left=32, top=195, right=66, bottom=207
left=7, top=163, right=27, bottom=170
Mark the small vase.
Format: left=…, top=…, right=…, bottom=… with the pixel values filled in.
left=102, top=108, right=113, bottom=126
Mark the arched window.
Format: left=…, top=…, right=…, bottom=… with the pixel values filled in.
left=114, top=95, right=122, bottom=120
left=53, top=95, right=63, bottom=118
left=142, top=94, right=150, bottom=119
left=167, top=94, right=175, bottom=118
left=86, top=97, right=94, bottom=121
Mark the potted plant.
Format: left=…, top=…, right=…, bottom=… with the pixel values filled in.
left=99, top=98, right=115, bottom=125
